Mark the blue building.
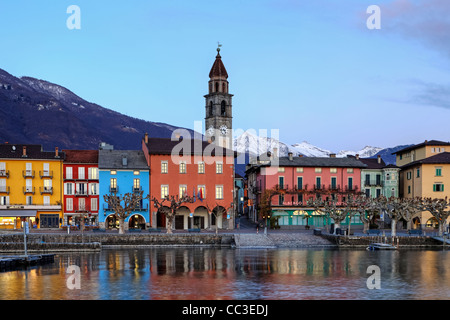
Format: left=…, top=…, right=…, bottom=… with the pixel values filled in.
left=98, top=145, right=150, bottom=230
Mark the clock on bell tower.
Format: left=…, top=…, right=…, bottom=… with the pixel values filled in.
left=204, top=45, right=233, bottom=150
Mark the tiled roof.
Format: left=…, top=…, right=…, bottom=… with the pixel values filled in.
left=249, top=156, right=367, bottom=169
left=98, top=150, right=149, bottom=170
left=392, top=140, right=450, bottom=155
left=144, top=137, right=235, bottom=157
left=358, top=157, right=386, bottom=169
left=401, top=152, right=450, bottom=169
left=0, top=144, right=64, bottom=160
left=63, top=150, right=98, bottom=164
left=209, top=52, right=228, bottom=79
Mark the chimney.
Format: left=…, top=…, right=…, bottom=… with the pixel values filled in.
left=55, top=147, right=59, bottom=158
left=356, top=154, right=360, bottom=160
left=22, top=146, right=27, bottom=157
left=144, top=132, right=148, bottom=144
left=288, top=152, right=293, bottom=161
left=377, top=155, right=381, bottom=164
left=330, top=153, right=336, bottom=158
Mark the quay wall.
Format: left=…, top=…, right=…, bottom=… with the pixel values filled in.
left=320, top=234, right=444, bottom=249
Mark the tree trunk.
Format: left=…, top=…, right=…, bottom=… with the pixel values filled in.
left=363, top=221, right=370, bottom=234
left=334, top=222, right=340, bottom=235
left=439, top=221, right=445, bottom=237
left=118, top=217, right=125, bottom=235
left=166, top=215, right=174, bottom=234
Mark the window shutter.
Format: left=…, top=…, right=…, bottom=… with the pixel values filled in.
left=433, top=184, right=436, bottom=192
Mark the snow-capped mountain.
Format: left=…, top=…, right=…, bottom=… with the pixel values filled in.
left=233, top=132, right=383, bottom=160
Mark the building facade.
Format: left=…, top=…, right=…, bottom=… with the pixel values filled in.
left=0, top=144, right=64, bottom=229
left=246, top=153, right=366, bottom=229
left=98, top=147, right=150, bottom=230
left=359, top=155, right=400, bottom=199
left=62, top=150, right=99, bottom=227
left=142, top=134, right=235, bottom=230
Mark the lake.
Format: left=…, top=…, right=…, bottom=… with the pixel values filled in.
left=1, top=248, right=449, bottom=300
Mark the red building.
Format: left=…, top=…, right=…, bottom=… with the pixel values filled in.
left=142, top=134, right=235, bottom=230
left=62, top=150, right=99, bottom=227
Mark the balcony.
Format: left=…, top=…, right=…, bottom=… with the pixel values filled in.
left=294, top=184, right=308, bottom=191
left=39, top=170, right=53, bottom=179
left=364, top=180, right=383, bottom=187
left=23, top=187, right=35, bottom=194
left=314, top=184, right=325, bottom=191
left=109, top=186, right=119, bottom=194
left=345, top=185, right=359, bottom=192
left=275, top=184, right=288, bottom=191
left=22, top=170, right=35, bottom=178
left=40, top=186, right=53, bottom=195
left=75, top=190, right=88, bottom=197
left=132, top=186, right=142, bottom=193
left=74, top=204, right=90, bottom=212
left=0, top=170, right=9, bottom=178
left=328, top=184, right=341, bottom=191
left=0, top=186, right=10, bottom=194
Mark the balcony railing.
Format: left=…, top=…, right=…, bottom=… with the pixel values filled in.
left=75, top=190, right=88, bottom=197
left=275, top=184, right=288, bottom=190
left=314, top=184, right=325, bottom=191
left=74, top=204, right=90, bottom=212
left=22, top=170, right=35, bottom=178
left=0, top=186, right=10, bottom=194
left=0, top=170, right=9, bottom=178
left=294, top=184, right=308, bottom=191
left=328, top=184, right=341, bottom=191
left=39, top=170, right=53, bottom=179
left=345, top=185, right=359, bottom=192
left=132, top=186, right=142, bottom=193
left=364, top=180, right=383, bottom=187
left=40, top=186, right=53, bottom=195
left=23, top=187, right=35, bottom=194
left=109, top=186, right=119, bottom=193
left=103, top=203, right=148, bottom=212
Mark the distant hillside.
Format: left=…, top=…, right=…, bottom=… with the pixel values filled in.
left=0, top=68, right=190, bottom=150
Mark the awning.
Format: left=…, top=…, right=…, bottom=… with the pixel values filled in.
left=0, top=210, right=37, bottom=217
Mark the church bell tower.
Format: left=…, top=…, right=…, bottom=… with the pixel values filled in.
left=204, top=45, right=233, bottom=150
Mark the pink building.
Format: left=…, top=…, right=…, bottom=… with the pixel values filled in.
left=246, top=153, right=367, bottom=228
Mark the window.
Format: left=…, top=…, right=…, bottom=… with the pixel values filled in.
left=76, top=183, right=86, bottom=195
left=408, top=186, right=411, bottom=194
left=44, top=179, right=52, bottom=191
left=297, top=177, right=303, bottom=190
left=179, top=185, right=187, bottom=197
left=133, top=170, right=140, bottom=176
left=330, top=168, right=337, bottom=173
left=26, top=179, right=32, bottom=192
left=216, top=162, right=223, bottom=174
left=110, top=178, right=117, bottom=192
left=278, top=194, right=284, bottom=205
left=0, top=196, right=9, bottom=205
left=66, top=167, right=73, bottom=179
left=386, top=173, right=390, bottom=181
left=365, top=189, right=370, bottom=198
left=161, top=185, right=169, bottom=199
left=89, top=167, right=98, bottom=179
left=78, top=167, right=85, bottom=180
left=278, top=167, right=285, bottom=173
left=316, top=177, right=321, bottom=189
left=65, top=183, right=74, bottom=195
left=416, top=169, right=420, bottom=178
left=215, top=185, right=224, bottom=199
left=0, top=162, right=5, bottom=175
left=133, top=179, right=140, bottom=191
left=221, top=100, right=226, bottom=116
left=179, top=162, right=186, bottom=174
left=347, top=168, right=354, bottom=173
left=198, top=162, right=205, bottom=174
left=406, top=171, right=412, bottom=180
left=90, top=183, right=98, bottom=195
left=43, top=196, right=50, bottom=206
left=43, top=163, right=50, bottom=176
left=279, top=176, right=284, bottom=189
left=91, top=198, right=98, bottom=211
left=436, top=167, right=442, bottom=176
left=0, top=179, right=5, bottom=193
left=348, top=177, right=353, bottom=190
left=26, top=196, right=33, bottom=205
left=296, top=167, right=303, bottom=173
left=315, top=168, right=322, bottom=173
left=331, top=177, right=337, bottom=189
left=376, top=189, right=381, bottom=198
left=161, top=161, right=168, bottom=174
left=78, top=198, right=86, bottom=211
left=433, top=184, right=444, bottom=192
left=110, top=170, right=117, bottom=175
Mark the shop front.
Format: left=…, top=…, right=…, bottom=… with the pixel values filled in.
left=0, top=210, right=38, bottom=230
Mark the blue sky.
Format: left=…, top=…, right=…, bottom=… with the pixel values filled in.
left=1, top=0, right=449, bottom=151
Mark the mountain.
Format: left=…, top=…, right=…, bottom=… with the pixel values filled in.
left=0, top=68, right=189, bottom=150
left=368, top=145, right=412, bottom=165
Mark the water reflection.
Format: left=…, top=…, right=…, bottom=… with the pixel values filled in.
left=1, top=248, right=449, bottom=300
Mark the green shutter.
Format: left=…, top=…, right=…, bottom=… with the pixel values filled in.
left=433, top=184, right=436, bottom=192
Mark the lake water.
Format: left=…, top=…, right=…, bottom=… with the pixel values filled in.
left=1, top=248, right=449, bottom=300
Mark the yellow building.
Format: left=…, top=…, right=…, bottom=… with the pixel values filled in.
left=0, top=144, right=64, bottom=229
left=395, top=140, right=450, bottom=229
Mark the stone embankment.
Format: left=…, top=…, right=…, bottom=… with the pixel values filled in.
left=234, top=233, right=336, bottom=248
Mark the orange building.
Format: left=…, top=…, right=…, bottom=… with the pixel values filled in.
left=142, top=134, right=235, bottom=230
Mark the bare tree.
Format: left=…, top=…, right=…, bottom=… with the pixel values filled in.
left=379, top=196, right=421, bottom=236
left=151, top=195, right=195, bottom=234
left=308, top=197, right=351, bottom=235
left=204, top=202, right=231, bottom=235
left=419, top=197, right=450, bottom=236
left=355, top=196, right=381, bottom=234
left=103, top=190, right=149, bottom=234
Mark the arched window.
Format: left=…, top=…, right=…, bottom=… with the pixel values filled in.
left=209, top=101, right=213, bottom=116
left=215, top=82, right=219, bottom=92
left=221, top=101, right=226, bottom=116
left=222, top=82, right=226, bottom=93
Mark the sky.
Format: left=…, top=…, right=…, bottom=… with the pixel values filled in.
left=0, top=0, right=449, bottom=152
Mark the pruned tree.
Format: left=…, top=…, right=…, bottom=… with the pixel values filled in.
left=419, top=197, right=450, bottom=236
left=103, top=190, right=149, bottom=234
left=354, top=196, right=382, bottom=234
left=308, top=197, right=351, bottom=235
left=380, top=196, right=421, bottom=236
left=205, top=202, right=232, bottom=234
left=151, top=194, right=195, bottom=234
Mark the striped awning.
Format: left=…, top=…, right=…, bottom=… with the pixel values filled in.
left=0, top=210, right=37, bottom=217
